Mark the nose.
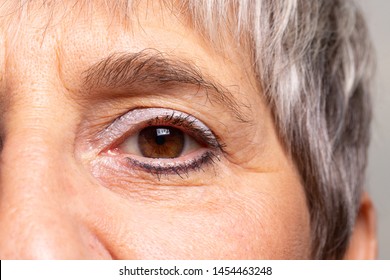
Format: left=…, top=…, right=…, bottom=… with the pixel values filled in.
left=0, top=113, right=108, bottom=259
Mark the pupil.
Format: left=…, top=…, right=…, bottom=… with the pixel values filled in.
left=138, top=126, right=185, bottom=158
left=155, top=135, right=166, bottom=145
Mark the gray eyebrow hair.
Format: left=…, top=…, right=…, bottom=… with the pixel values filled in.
left=83, top=49, right=248, bottom=122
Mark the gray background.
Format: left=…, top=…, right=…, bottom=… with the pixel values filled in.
left=358, top=0, right=389, bottom=260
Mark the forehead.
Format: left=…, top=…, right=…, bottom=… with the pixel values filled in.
left=0, top=0, right=252, bottom=93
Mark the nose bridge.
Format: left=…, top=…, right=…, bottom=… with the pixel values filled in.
left=0, top=78, right=89, bottom=258
left=0, top=114, right=110, bottom=259
left=0, top=86, right=71, bottom=191
left=1, top=123, right=66, bottom=195
left=0, top=115, right=74, bottom=258
left=0, top=13, right=109, bottom=259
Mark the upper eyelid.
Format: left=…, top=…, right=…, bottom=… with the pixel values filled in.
left=94, top=108, right=220, bottom=152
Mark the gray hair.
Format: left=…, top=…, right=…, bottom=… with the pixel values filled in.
left=1, top=0, right=373, bottom=259
left=185, top=0, right=373, bottom=259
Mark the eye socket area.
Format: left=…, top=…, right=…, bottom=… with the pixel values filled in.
left=95, top=108, right=224, bottom=177
left=117, top=125, right=204, bottom=159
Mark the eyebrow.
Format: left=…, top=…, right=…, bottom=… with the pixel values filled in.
left=82, top=49, right=248, bottom=122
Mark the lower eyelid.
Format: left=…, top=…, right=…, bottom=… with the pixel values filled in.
left=99, top=147, right=220, bottom=178
left=91, top=155, right=220, bottom=191
left=124, top=150, right=220, bottom=176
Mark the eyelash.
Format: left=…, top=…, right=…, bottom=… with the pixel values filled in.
left=104, top=109, right=225, bottom=179
left=146, top=112, right=221, bottom=149
left=126, top=150, right=220, bottom=179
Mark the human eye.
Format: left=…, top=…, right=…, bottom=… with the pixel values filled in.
left=98, top=108, right=224, bottom=178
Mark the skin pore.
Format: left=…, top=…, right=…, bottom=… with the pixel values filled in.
left=0, top=1, right=375, bottom=259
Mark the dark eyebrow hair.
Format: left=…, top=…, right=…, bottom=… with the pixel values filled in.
left=82, top=49, right=248, bottom=122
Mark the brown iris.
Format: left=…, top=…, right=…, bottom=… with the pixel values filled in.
left=138, top=126, right=185, bottom=158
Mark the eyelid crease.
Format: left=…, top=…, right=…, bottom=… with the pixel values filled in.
left=82, top=48, right=249, bottom=123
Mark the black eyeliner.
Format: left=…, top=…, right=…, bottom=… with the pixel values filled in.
left=125, top=151, right=220, bottom=179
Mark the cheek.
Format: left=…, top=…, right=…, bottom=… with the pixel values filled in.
left=168, top=175, right=312, bottom=259
left=81, top=172, right=311, bottom=259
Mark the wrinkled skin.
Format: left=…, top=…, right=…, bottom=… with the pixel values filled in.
left=0, top=1, right=375, bottom=259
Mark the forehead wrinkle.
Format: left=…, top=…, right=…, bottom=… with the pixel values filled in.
left=0, top=0, right=254, bottom=121
left=0, top=0, right=128, bottom=33
left=54, top=41, right=70, bottom=93
left=0, top=0, right=219, bottom=45
left=0, top=0, right=241, bottom=59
